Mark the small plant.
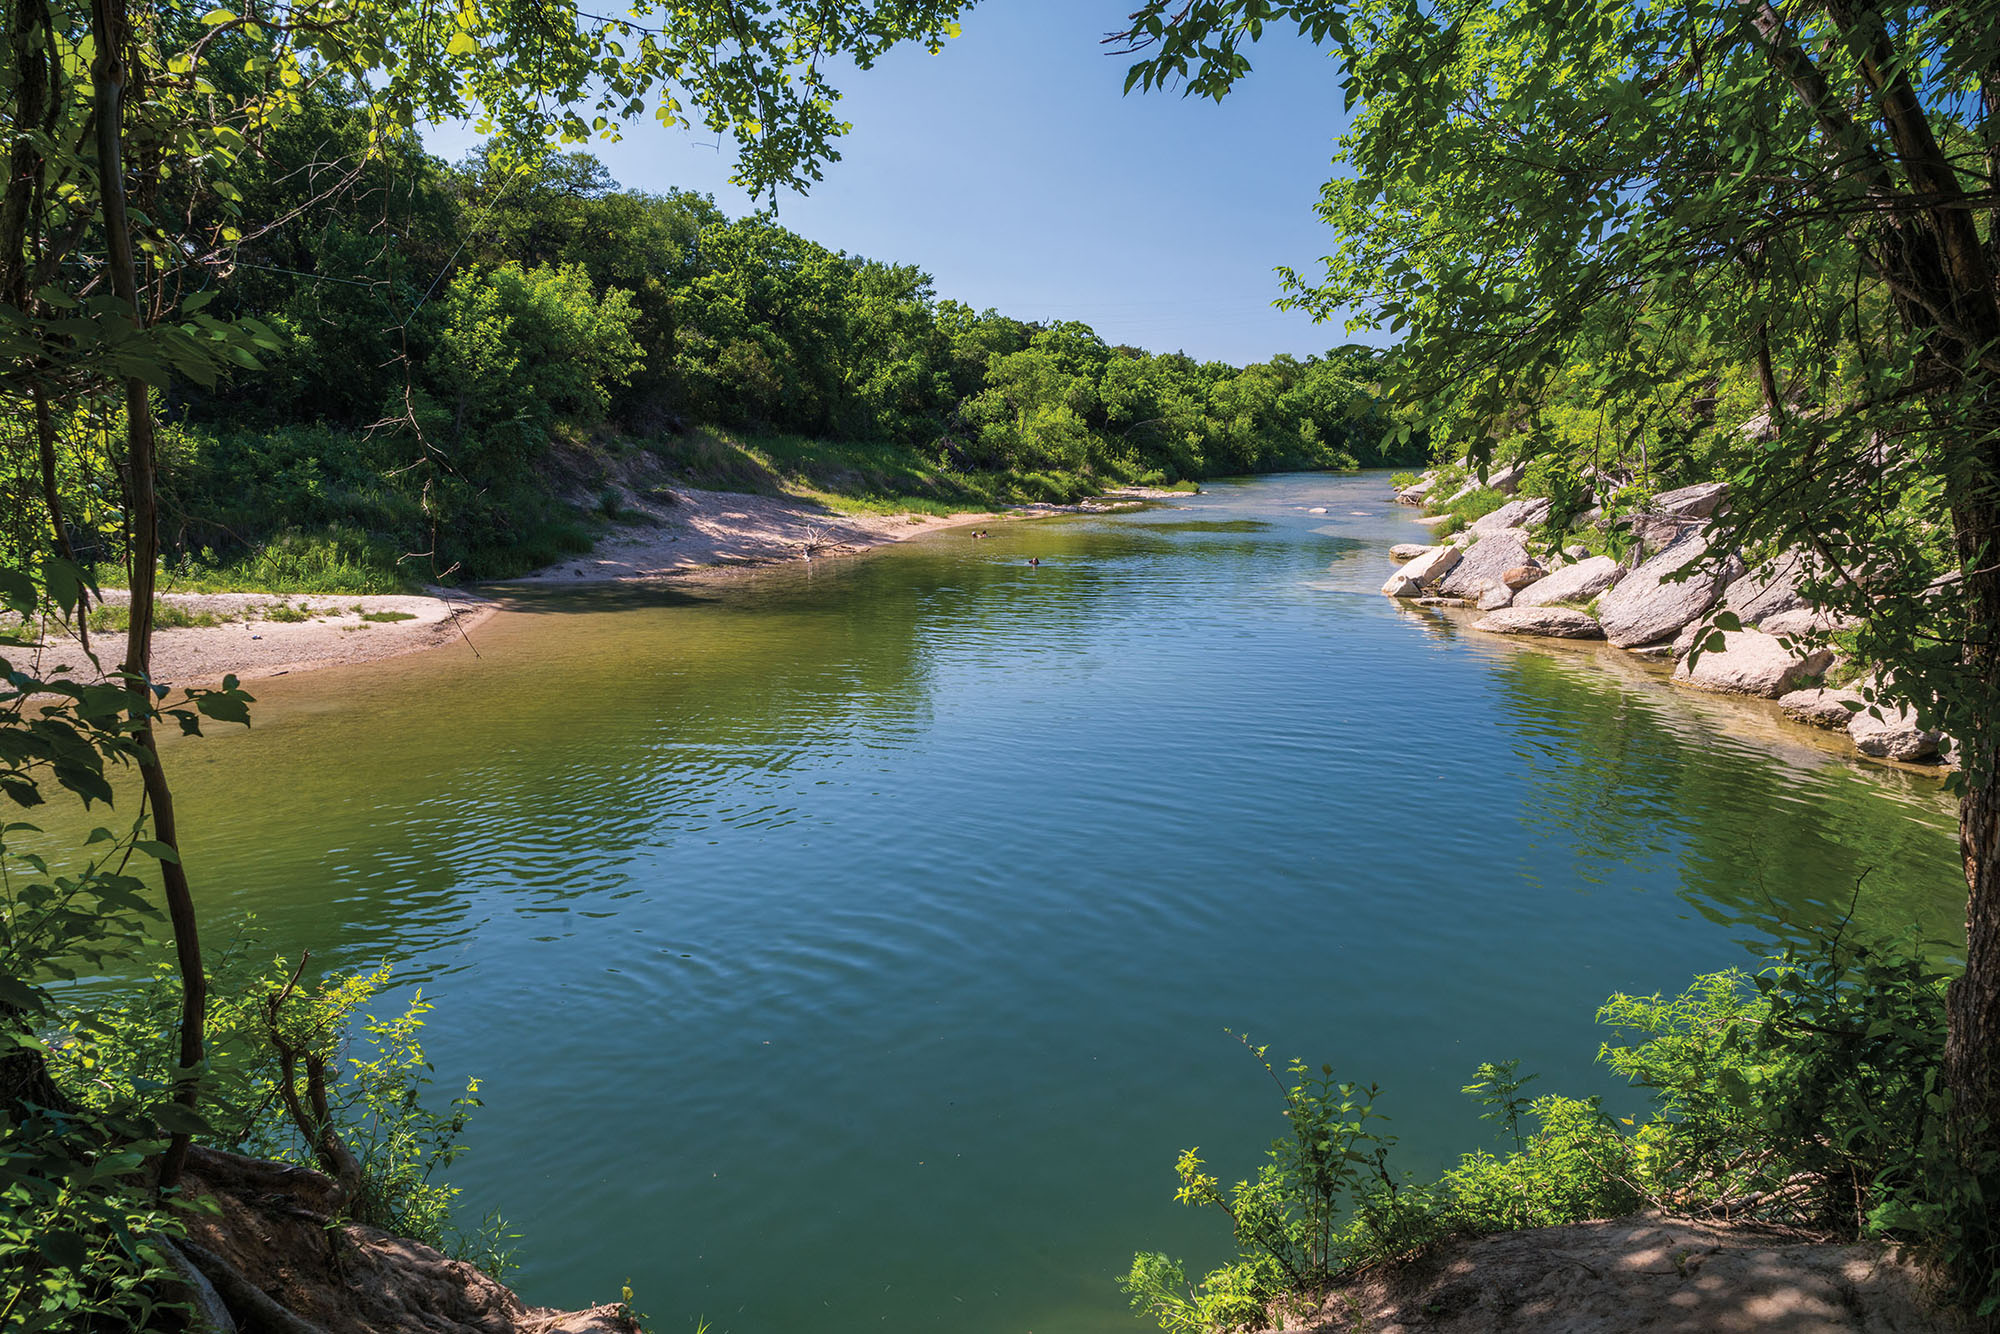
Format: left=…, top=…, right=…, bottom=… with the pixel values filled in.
left=1123, top=1036, right=1398, bottom=1331
left=1462, top=1060, right=1539, bottom=1152
left=360, top=610, right=417, bottom=623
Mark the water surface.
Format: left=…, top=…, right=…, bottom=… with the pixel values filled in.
left=149, top=473, right=1962, bottom=1333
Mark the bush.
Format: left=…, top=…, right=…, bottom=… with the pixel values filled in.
left=52, top=949, right=515, bottom=1278
left=1128, top=935, right=2000, bottom=1331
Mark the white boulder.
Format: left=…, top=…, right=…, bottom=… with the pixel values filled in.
left=1471, top=496, right=1553, bottom=535
left=1595, top=533, right=1733, bottom=648
left=1381, top=544, right=1462, bottom=597
left=1723, top=553, right=1812, bottom=625
left=1849, top=704, right=1942, bottom=762
left=1390, top=543, right=1436, bottom=562
left=1671, top=630, right=1835, bottom=699
left=1653, top=481, right=1730, bottom=518
left=1514, top=555, right=1623, bottom=609
left=1473, top=607, right=1606, bottom=639
left=1779, top=687, right=1865, bottom=730
left=1438, top=528, right=1534, bottom=601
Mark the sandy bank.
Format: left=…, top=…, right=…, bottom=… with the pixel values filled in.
left=508, top=482, right=1173, bottom=584
left=5, top=484, right=1182, bottom=690
left=9, top=590, right=497, bottom=692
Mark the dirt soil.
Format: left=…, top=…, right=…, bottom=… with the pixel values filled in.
left=178, top=1147, right=633, bottom=1334
left=1275, top=1215, right=1962, bottom=1334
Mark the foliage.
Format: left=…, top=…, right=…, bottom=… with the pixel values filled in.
left=53, top=950, right=515, bottom=1276
left=1129, top=936, right=1999, bottom=1331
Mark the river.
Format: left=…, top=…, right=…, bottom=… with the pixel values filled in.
left=150, top=471, right=1963, bottom=1333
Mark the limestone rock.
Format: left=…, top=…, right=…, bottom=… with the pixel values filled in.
left=1595, top=533, right=1732, bottom=648
left=1723, top=552, right=1812, bottom=625
left=1502, top=563, right=1545, bottom=591
left=1514, top=555, right=1623, bottom=609
left=1487, top=460, right=1526, bottom=495
left=1477, top=585, right=1515, bottom=610
left=1848, top=704, right=1942, bottom=761
left=1653, top=480, right=1730, bottom=518
left=1671, top=629, right=1835, bottom=699
left=1382, top=544, right=1462, bottom=597
left=1471, top=496, right=1553, bottom=535
left=1390, top=542, right=1436, bottom=562
left=1755, top=606, right=1850, bottom=641
left=1415, top=596, right=1467, bottom=607
left=1780, top=687, right=1866, bottom=730
left=1413, top=513, right=1454, bottom=528
left=1473, top=606, right=1606, bottom=639
left=1618, top=513, right=1702, bottom=562
left=1438, top=528, right=1533, bottom=601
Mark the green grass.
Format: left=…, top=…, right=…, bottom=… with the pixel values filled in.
left=361, top=610, right=416, bottom=623
left=86, top=602, right=228, bottom=633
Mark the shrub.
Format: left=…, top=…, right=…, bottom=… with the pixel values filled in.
left=1128, top=934, right=2000, bottom=1331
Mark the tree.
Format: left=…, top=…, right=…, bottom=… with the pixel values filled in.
left=3, top=0, right=975, bottom=1204
left=1112, top=0, right=2000, bottom=1230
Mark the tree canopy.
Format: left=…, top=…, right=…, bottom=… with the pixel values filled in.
left=1117, top=0, right=2000, bottom=1303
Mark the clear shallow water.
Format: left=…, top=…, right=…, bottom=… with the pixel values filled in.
left=140, top=472, right=1960, bottom=1333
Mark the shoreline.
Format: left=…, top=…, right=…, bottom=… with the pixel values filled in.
left=13, top=484, right=1181, bottom=691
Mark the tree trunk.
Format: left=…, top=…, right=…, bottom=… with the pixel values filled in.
left=1944, top=435, right=2000, bottom=1142
left=89, top=0, right=204, bottom=1190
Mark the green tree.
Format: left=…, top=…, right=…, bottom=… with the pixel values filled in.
left=1, top=0, right=975, bottom=1239
left=1113, top=0, right=2000, bottom=1208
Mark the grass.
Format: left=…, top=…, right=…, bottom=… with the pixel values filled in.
left=86, top=602, right=228, bottom=633
left=361, top=610, right=416, bottom=623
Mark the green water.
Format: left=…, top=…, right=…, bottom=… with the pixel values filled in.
left=141, top=472, right=1960, bottom=1332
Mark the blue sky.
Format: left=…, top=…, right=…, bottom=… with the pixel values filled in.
left=428, top=1, right=1363, bottom=366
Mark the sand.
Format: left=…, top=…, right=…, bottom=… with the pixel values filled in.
left=4, top=484, right=1180, bottom=690
left=10, top=590, right=498, bottom=691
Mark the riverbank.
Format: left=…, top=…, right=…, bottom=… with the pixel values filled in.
left=1379, top=468, right=1953, bottom=776
left=4, top=484, right=1184, bottom=690
left=1259, top=1214, right=1956, bottom=1333
left=507, top=480, right=1174, bottom=583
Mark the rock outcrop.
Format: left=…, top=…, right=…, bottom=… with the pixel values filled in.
left=1473, top=607, right=1606, bottom=639
left=1593, top=533, right=1735, bottom=648
left=1390, top=542, right=1435, bottom=561
left=1780, top=687, right=1866, bottom=730
left=1653, top=480, right=1731, bottom=518
left=1848, top=703, right=1943, bottom=762
left=1671, top=629, right=1834, bottom=699
left=1471, top=496, right=1553, bottom=535
left=1513, top=555, right=1623, bottom=609
left=1382, top=544, right=1462, bottom=597
left=1439, top=528, right=1534, bottom=602
left=1723, top=553, right=1812, bottom=626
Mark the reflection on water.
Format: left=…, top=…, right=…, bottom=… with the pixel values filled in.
left=105, top=473, right=1960, bottom=1334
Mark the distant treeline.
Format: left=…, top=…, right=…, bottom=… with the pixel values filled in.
left=131, top=89, right=1417, bottom=584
